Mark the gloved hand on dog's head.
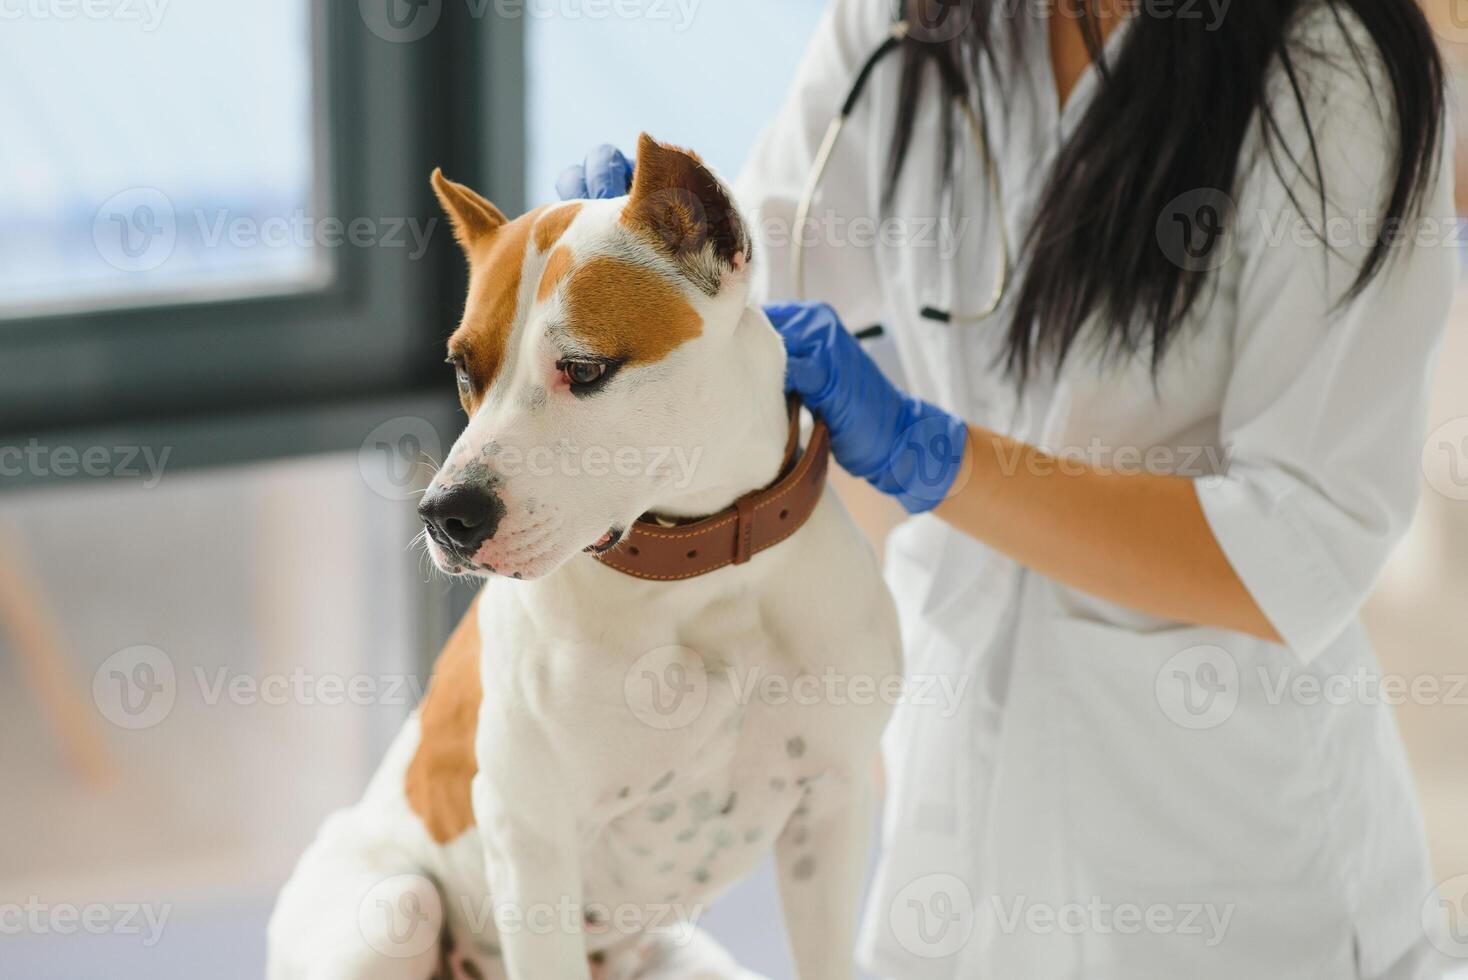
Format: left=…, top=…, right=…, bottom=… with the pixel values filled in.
left=556, top=144, right=633, bottom=200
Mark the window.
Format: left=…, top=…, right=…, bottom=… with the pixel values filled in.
left=0, top=0, right=324, bottom=317
left=0, top=0, right=482, bottom=444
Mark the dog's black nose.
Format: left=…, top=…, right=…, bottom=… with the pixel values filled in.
left=418, top=484, right=506, bottom=553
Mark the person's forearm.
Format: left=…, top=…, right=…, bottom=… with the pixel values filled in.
left=935, top=426, right=1281, bottom=642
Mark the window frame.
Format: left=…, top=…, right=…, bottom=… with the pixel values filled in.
left=0, top=2, right=525, bottom=474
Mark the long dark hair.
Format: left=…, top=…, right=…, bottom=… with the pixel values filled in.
left=887, top=0, right=1446, bottom=380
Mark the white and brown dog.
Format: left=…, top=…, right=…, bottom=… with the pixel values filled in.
left=268, top=135, right=900, bottom=980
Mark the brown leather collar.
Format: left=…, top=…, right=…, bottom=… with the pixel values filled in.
left=593, top=400, right=830, bottom=581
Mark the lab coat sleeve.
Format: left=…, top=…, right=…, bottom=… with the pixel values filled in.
left=734, top=0, right=890, bottom=329
left=1195, top=34, right=1458, bottom=662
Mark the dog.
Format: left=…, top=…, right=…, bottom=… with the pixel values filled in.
left=267, top=134, right=901, bottom=980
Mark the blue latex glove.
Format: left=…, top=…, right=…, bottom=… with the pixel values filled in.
left=556, top=145, right=633, bottom=200
left=765, top=302, right=967, bottom=514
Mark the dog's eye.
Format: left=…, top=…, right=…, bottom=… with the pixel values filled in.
left=557, top=358, right=619, bottom=393
left=447, top=355, right=472, bottom=394
left=564, top=361, right=606, bottom=386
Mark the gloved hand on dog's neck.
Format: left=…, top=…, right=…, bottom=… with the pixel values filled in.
left=558, top=144, right=968, bottom=515
left=763, top=301, right=966, bottom=514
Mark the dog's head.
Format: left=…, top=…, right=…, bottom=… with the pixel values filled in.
left=418, top=134, right=769, bottom=580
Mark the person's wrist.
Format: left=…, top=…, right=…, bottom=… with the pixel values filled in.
left=872, top=397, right=968, bottom=514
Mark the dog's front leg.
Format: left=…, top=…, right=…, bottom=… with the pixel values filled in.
left=472, top=770, right=593, bottom=980
left=775, top=779, right=873, bottom=980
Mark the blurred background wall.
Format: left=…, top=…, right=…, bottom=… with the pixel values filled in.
left=0, top=2, right=1465, bottom=978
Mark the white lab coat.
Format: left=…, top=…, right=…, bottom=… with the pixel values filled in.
left=736, top=2, right=1460, bottom=978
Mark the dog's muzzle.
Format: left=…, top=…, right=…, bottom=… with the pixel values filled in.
left=418, top=483, right=507, bottom=557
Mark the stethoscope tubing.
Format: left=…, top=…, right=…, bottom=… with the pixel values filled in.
left=791, top=18, right=1011, bottom=325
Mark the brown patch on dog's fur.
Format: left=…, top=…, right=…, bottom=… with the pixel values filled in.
left=620, top=133, right=748, bottom=295
left=533, top=202, right=583, bottom=253
left=537, top=245, right=575, bottom=304
left=434, top=153, right=713, bottom=402
left=446, top=206, right=546, bottom=404
left=406, top=597, right=483, bottom=844
left=561, top=254, right=701, bottom=364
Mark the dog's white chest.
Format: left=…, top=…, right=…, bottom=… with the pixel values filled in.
left=580, top=700, right=830, bottom=915
left=458, top=567, right=883, bottom=965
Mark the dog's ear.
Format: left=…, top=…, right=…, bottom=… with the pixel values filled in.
left=431, top=168, right=508, bottom=250
left=621, top=133, right=750, bottom=295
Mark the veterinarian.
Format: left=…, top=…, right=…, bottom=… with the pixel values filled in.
left=559, top=0, right=1459, bottom=975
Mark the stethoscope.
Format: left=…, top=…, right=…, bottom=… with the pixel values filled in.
left=791, top=15, right=1012, bottom=326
